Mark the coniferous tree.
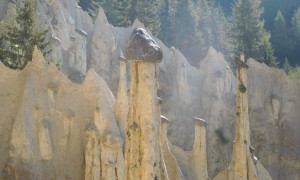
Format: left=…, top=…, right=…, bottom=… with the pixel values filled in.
left=88, top=0, right=132, bottom=26
left=158, top=0, right=207, bottom=66
left=199, top=1, right=230, bottom=56
left=292, top=7, right=300, bottom=43
left=170, top=0, right=198, bottom=49
left=161, top=0, right=232, bottom=66
left=288, top=66, right=300, bottom=79
left=283, top=57, right=292, bottom=74
left=158, top=0, right=180, bottom=45
left=131, top=0, right=162, bottom=35
left=105, top=0, right=132, bottom=27
left=88, top=0, right=161, bottom=35
left=271, top=11, right=294, bottom=61
left=257, top=34, right=278, bottom=67
left=230, top=0, right=278, bottom=67
left=0, top=0, right=51, bottom=70
left=198, top=0, right=213, bottom=45
left=169, top=0, right=206, bottom=66
left=158, top=0, right=169, bottom=43
left=88, top=0, right=105, bottom=22
left=213, top=5, right=231, bottom=56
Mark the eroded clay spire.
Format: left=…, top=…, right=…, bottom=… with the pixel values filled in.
left=124, top=28, right=163, bottom=180
left=214, top=54, right=272, bottom=180
left=114, top=50, right=129, bottom=140
left=191, top=117, right=208, bottom=180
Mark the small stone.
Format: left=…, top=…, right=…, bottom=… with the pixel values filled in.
left=170, top=46, right=176, bottom=51
left=249, top=146, right=255, bottom=153
left=75, top=28, right=87, bottom=37
left=119, top=50, right=126, bottom=62
left=193, top=117, right=207, bottom=127
left=51, top=35, right=61, bottom=46
left=161, top=115, right=170, bottom=123
left=157, top=97, right=162, bottom=105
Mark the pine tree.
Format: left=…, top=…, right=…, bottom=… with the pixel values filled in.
left=105, top=0, right=132, bottom=27
left=158, top=0, right=180, bottom=45
left=258, top=34, right=278, bottom=67
left=199, top=1, right=230, bottom=55
left=198, top=0, right=213, bottom=46
left=0, top=0, right=51, bottom=70
left=213, top=5, right=231, bottom=56
left=160, top=0, right=207, bottom=65
left=79, top=0, right=92, bottom=11
left=283, top=57, right=292, bottom=74
left=87, top=0, right=162, bottom=34
left=271, top=10, right=294, bottom=60
left=170, top=0, right=198, bottom=48
left=133, top=0, right=162, bottom=35
left=288, top=65, right=300, bottom=79
left=88, top=0, right=132, bottom=26
left=292, top=7, right=300, bottom=43
left=88, top=0, right=105, bottom=22
left=230, top=0, right=278, bottom=67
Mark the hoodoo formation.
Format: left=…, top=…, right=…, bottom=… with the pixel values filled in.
left=114, top=51, right=129, bottom=141
left=214, top=55, right=272, bottom=180
left=1, top=0, right=300, bottom=179
left=160, top=115, right=185, bottom=180
left=191, top=117, right=209, bottom=180
left=124, top=28, right=163, bottom=180
left=0, top=29, right=275, bottom=180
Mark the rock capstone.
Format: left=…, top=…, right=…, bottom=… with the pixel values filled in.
left=126, top=28, right=163, bottom=63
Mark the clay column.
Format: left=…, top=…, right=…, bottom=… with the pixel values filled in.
left=158, top=100, right=170, bottom=180
left=160, top=115, right=170, bottom=146
left=125, top=28, right=163, bottom=180
left=191, top=117, right=208, bottom=180
left=160, top=115, right=184, bottom=180
left=214, top=56, right=267, bottom=179
left=230, top=54, right=251, bottom=179
left=114, top=50, right=128, bottom=140
left=84, top=126, right=101, bottom=180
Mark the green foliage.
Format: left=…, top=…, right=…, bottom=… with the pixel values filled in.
left=230, top=0, right=278, bottom=67
left=106, top=0, right=131, bottom=27
left=170, top=0, right=207, bottom=66
left=0, top=0, right=51, bottom=70
left=80, top=0, right=299, bottom=68
left=88, top=0, right=132, bottom=26
left=271, top=11, right=294, bottom=61
left=282, top=57, right=300, bottom=79
left=283, top=57, right=292, bottom=74
left=132, top=0, right=162, bottom=35
left=88, top=0, right=161, bottom=35
left=160, top=0, right=229, bottom=66
left=169, top=0, right=202, bottom=49
left=292, top=7, right=300, bottom=43
left=199, top=1, right=231, bottom=58
left=288, top=65, right=300, bottom=79
left=78, top=0, right=90, bottom=11
left=88, top=0, right=105, bottom=22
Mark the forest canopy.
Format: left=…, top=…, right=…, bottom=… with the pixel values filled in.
left=78, top=0, right=299, bottom=73
left=1, top=0, right=299, bottom=78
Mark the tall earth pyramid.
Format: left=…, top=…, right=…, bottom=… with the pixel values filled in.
left=124, top=28, right=164, bottom=180
left=214, top=55, right=272, bottom=180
